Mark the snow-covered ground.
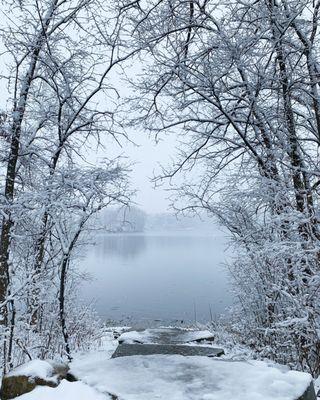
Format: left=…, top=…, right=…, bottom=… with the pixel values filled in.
left=13, top=328, right=316, bottom=400
left=71, top=354, right=312, bottom=400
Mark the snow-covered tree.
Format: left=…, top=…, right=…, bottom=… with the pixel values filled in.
left=0, top=0, right=136, bottom=372
left=125, top=0, right=320, bottom=376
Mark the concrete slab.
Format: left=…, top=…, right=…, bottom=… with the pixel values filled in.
left=111, top=343, right=224, bottom=358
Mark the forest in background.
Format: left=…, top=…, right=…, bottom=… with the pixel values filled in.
left=99, top=206, right=216, bottom=232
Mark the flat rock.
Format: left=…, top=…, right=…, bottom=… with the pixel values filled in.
left=112, top=343, right=224, bottom=358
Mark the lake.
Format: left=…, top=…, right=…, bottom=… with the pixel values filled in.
left=79, top=231, right=232, bottom=325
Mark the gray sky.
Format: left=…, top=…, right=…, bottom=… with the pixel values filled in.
left=91, top=128, right=179, bottom=214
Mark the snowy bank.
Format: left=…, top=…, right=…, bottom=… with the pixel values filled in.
left=3, top=328, right=316, bottom=400
left=71, top=353, right=314, bottom=400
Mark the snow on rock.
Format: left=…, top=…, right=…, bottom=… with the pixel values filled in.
left=118, top=329, right=155, bottom=344
left=71, top=354, right=313, bottom=400
left=108, top=326, right=132, bottom=340
left=1, top=360, right=67, bottom=400
left=6, top=360, right=56, bottom=383
left=181, top=330, right=214, bottom=343
left=15, top=380, right=109, bottom=400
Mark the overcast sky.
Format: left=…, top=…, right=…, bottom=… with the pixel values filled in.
left=90, top=126, right=179, bottom=214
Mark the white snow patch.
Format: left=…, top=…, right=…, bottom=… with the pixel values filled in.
left=70, top=330, right=118, bottom=375
left=15, top=380, right=109, bottom=400
left=118, top=329, right=155, bottom=344
left=71, top=354, right=312, bottom=400
left=96, top=330, right=120, bottom=353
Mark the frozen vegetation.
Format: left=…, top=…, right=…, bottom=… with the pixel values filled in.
left=0, top=0, right=320, bottom=398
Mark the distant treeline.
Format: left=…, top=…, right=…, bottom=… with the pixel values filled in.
left=99, top=207, right=214, bottom=233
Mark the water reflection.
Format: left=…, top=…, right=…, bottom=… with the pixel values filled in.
left=98, top=234, right=147, bottom=259
left=80, top=232, right=232, bottom=324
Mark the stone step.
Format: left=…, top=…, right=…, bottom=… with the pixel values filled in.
left=112, top=343, right=224, bottom=358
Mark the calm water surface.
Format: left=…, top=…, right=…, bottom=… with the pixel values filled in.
left=80, top=232, right=232, bottom=324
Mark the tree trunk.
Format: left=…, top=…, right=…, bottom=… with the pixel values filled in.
left=59, top=256, right=72, bottom=362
